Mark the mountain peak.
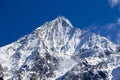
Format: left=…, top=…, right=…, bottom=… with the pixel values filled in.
left=0, top=16, right=119, bottom=80
left=54, top=16, right=73, bottom=27
left=36, top=16, right=73, bottom=31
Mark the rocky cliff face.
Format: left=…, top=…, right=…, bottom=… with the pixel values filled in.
left=0, top=16, right=119, bottom=80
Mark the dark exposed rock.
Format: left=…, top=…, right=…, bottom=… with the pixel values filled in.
left=0, top=65, right=4, bottom=80
left=105, top=50, right=112, bottom=56
left=98, top=71, right=107, bottom=78
left=12, top=51, right=59, bottom=80
left=62, top=60, right=109, bottom=80
left=0, top=78, right=3, bottom=80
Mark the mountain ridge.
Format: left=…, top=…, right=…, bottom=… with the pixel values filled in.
left=0, top=16, right=119, bottom=80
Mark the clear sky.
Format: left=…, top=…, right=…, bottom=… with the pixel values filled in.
left=0, top=0, right=120, bottom=46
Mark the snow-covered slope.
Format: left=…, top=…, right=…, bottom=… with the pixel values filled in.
left=0, top=16, right=119, bottom=80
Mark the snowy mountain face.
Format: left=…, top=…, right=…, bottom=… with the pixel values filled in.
left=0, top=16, right=120, bottom=80
left=85, top=23, right=120, bottom=45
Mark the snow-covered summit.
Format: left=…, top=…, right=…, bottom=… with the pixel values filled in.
left=0, top=16, right=119, bottom=80
left=36, top=16, right=73, bottom=30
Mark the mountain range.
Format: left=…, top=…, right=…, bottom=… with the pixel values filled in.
left=0, top=16, right=120, bottom=80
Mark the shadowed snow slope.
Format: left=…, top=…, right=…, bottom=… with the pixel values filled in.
left=0, top=16, right=119, bottom=80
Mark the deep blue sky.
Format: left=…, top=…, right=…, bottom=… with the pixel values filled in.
left=0, top=0, right=120, bottom=46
